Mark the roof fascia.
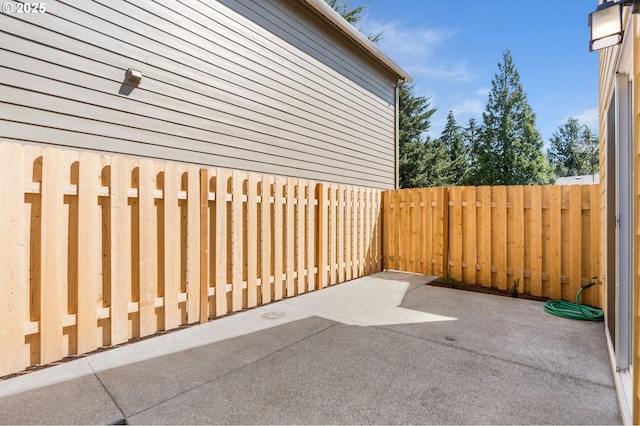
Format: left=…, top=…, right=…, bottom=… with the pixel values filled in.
left=301, top=0, right=413, bottom=83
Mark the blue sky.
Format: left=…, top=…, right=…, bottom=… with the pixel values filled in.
left=353, top=0, right=599, bottom=145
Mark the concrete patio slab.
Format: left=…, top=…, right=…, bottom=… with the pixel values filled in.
left=0, top=271, right=622, bottom=425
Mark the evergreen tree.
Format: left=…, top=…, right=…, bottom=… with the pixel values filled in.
left=399, top=141, right=429, bottom=188
left=399, top=138, right=452, bottom=188
left=397, top=84, right=440, bottom=188
left=324, top=0, right=382, bottom=42
left=547, top=117, right=599, bottom=177
left=473, top=50, right=554, bottom=185
left=398, top=84, right=435, bottom=150
left=439, top=110, right=469, bottom=185
left=463, top=118, right=482, bottom=185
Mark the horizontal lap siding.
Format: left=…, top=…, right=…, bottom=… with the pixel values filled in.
left=0, top=0, right=397, bottom=188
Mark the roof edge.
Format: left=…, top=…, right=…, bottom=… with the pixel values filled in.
left=301, top=0, right=413, bottom=83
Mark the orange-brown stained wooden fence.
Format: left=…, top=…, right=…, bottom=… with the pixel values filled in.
left=383, top=185, right=601, bottom=308
left=0, top=142, right=382, bottom=376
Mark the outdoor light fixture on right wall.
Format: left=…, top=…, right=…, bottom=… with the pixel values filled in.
left=589, top=0, right=640, bottom=51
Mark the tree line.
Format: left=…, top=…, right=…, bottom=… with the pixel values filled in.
left=327, top=0, right=599, bottom=188
left=399, top=50, right=599, bottom=188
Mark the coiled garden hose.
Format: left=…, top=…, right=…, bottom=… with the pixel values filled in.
left=543, top=284, right=604, bottom=321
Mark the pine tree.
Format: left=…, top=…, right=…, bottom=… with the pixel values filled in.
left=463, top=118, right=482, bottom=185
left=398, top=84, right=435, bottom=150
left=439, top=110, right=469, bottom=185
left=324, top=0, right=382, bottom=42
left=399, top=138, right=452, bottom=188
left=474, top=50, right=554, bottom=185
left=547, top=117, right=599, bottom=177
left=397, top=84, right=439, bottom=188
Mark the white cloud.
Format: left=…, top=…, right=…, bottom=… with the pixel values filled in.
left=474, top=87, right=490, bottom=97
left=360, top=17, right=477, bottom=83
left=452, top=99, right=484, bottom=116
left=362, top=17, right=450, bottom=57
left=568, top=108, right=599, bottom=130
left=407, top=62, right=476, bottom=82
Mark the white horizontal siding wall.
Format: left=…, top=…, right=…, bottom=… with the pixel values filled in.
left=0, top=0, right=398, bottom=188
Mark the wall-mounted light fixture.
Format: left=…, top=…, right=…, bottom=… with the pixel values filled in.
left=126, top=68, right=143, bottom=83
left=589, top=0, right=640, bottom=51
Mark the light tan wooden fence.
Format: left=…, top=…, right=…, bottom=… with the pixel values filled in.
left=382, top=185, right=601, bottom=307
left=0, top=142, right=382, bottom=376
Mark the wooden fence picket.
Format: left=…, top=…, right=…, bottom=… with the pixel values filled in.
left=110, top=156, right=131, bottom=344
left=0, top=143, right=26, bottom=376
left=273, top=176, right=285, bottom=299
left=449, top=187, right=463, bottom=281
left=214, top=168, right=230, bottom=315
left=296, top=180, right=306, bottom=294
left=40, top=147, right=65, bottom=364
left=462, top=186, right=476, bottom=284
left=589, top=184, right=600, bottom=308
left=261, top=175, right=274, bottom=302
left=247, top=173, right=259, bottom=308
left=163, top=161, right=181, bottom=330
left=547, top=185, right=562, bottom=300
left=421, top=188, right=432, bottom=275
left=306, top=182, right=316, bottom=292
left=509, top=186, right=525, bottom=294
left=528, top=186, right=543, bottom=297
left=285, top=177, right=296, bottom=297
left=198, top=168, right=209, bottom=323
left=77, top=152, right=100, bottom=354
left=568, top=185, right=583, bottom=301
left=317, top=183, right=328, bottom=289
left=231, top=170, right=245, bottom=312
left=492, top=186, right=507, bottom=291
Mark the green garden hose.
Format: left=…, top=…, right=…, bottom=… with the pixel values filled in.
left=543, top=285, right=604, bottom=321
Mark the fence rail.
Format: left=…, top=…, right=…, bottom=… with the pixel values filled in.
left=0, top=142, right=382, bottom=376
left=382, top=185, right=601, bottom=308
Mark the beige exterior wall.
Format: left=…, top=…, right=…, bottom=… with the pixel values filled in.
left=0, top=0, right=403, bottom=188
left=633, top=18, right=640, bottom=425
left=597, top=18, right=617, bottom=346
left=597, top=9, right=640, bottom=425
